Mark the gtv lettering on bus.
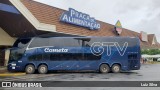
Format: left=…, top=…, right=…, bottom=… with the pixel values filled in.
left=44, top=48, right=68, bottom=53
left=90, top=42, right=128, bottom=56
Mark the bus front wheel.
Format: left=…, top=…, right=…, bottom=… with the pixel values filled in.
left=38, top=64, right=48, bottom=74
left=25, top=64, right=35, bottom=74
left=99, top=64, right=110, bottom=73
left=111, top=64, right=121, bottom=73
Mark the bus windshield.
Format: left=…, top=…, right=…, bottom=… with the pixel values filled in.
left=9, top=49, right=24, bottom=60
left=10, top=38, right=31, bottom=61
left=13, top=38, right=31, bottom=48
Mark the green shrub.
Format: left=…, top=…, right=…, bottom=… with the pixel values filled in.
left=141, top=49, right=160, bottom=55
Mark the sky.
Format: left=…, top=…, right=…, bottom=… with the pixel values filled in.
left=34, top=0, right=160, bottom=42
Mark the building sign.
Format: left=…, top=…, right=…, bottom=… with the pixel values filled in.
left=115, top=20, right=123, bottom=35
left=60, top=8, right=100, bottom=30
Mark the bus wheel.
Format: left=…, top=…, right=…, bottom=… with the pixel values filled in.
left=99, top=64, right=110, bottom=73
left=38, top=65, right=48, bottom=74
left=111, top=64, right=121, bottom=73
left=25, top=65, right=35, bottom=74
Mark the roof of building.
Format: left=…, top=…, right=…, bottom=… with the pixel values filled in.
left=20, top=0, right=138, bottom=37
left=147, top=34, right=160, bottom=49
left=21, top=0, right=160, bottom=49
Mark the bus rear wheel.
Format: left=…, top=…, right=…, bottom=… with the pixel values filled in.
left=99, top=64, right=110, bottom=73
left=38, top=64, right=48, bottom=74
left=25, top=65, right=35, bottom=74
left=111, top=64, right=121, bottom=73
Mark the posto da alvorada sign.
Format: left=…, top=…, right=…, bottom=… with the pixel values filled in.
left=60, top=8, right=101, bottom=30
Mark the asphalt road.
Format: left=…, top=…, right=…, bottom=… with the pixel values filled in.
left=0, top=64, right=160, bottom=90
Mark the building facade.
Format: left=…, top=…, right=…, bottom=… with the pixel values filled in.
left=0, top=0, right=160, bottom=66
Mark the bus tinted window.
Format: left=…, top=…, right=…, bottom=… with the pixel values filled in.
left=84, top=37, right=138, bottom=47
left=29, top=54, right=42, bottom=61
left=13, top=38, right=31, bottom=48
left=29, top=38, right=49, bottom=48
left=84, top=53, right=101, bottom=60
left=29, top=53, right=101, bottom=61
left=43, top=54, right=50, bottom=60
left=128, top=54, right=137, bottom=59
left=50, top=53, right=83, bottom=61
left=9, top=51, right=23, bottom=60
left=49, top=38, right=81, bottom=47
left=28, top=55, right=36, bottom=61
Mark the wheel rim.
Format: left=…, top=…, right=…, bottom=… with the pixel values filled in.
left=40, top=67, right=46, bottom=73
left=102, top=65, right=108, bottom=72
left=113, top=66, right=120, bottom=72
left=27, top=67, right=33, bottom=73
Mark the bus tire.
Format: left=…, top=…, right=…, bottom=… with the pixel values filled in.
left=111, top=64, right=121, bottom=73
left=25, top=64, right=35, bottom=74
left=38, top=64, right=48, bottom=74
left=99, top=64, right=110, bottom=73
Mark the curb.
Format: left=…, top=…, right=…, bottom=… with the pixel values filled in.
left=0, top=66, right=8, bottom=74
left=0, top=73, right=26, bottom=77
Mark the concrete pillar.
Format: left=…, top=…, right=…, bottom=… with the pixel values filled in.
left=0, top=27, right=15, bottom=66
left=4, top=49, right=10, bottom=66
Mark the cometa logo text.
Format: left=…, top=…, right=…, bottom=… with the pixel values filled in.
left=44, top=48, right=68, bottom=53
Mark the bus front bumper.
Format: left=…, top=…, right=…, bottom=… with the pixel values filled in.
left=7, top=63, right=24, bottom=71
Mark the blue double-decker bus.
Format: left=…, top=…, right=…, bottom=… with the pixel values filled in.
left=7, top=37, right=141, bottom=74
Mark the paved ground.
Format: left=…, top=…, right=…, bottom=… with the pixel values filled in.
left=0, top=67, right=7, bottom=73
left=0, top=64, right=160, bottom=90
left=1, top=64, right=160, bottom=81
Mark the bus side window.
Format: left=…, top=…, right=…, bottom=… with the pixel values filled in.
left=128, top=54, right=137, bottom=59
left=36, top=54, right=43, bottom=61
left=49, top=53, right=82, bottom=61
left=28, top=54, right=42, bottom=61
left=29, top=38, right=49, bottom=48
left=85, top=44, right=90, bottom=47
left=50, top=54, right=62, bottom=61
left=73, top=53, right=83, bottom=60
left=28, top=55, right=36, bottom=61
left=50, top=54, right=55, bottom=61
left=83, top=53, right=101, bottom=60
left=49, top=38, right=81, bottom=47
left=43, top=54, right=50, bottom=61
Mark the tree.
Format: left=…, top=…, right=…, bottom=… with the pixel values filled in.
left=141, top=49, right=160, bottom=55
